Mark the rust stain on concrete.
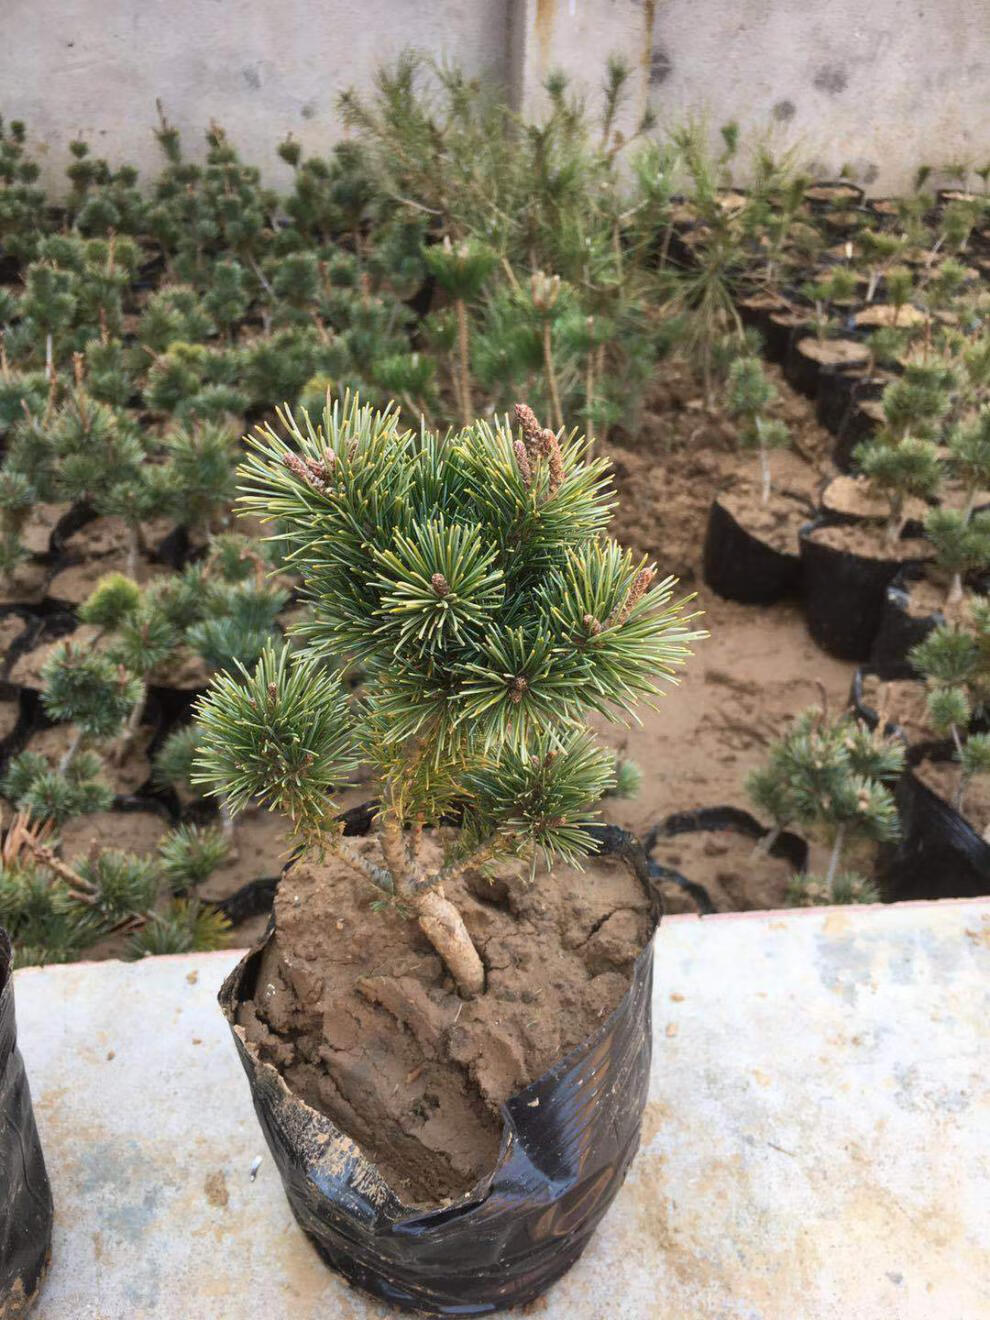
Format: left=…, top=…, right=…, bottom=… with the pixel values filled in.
left=534, top=0, right=556, bottom=77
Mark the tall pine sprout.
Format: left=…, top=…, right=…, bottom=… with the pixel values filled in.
left=195, top=394, right=701, bottom=996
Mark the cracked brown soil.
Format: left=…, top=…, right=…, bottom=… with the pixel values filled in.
left=238, top=837, right=653, bottom=1206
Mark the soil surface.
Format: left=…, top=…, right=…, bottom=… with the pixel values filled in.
left=860, top=675, right=933, bottom=744
left=60, top=807, right=169, bottom=861
left=649, top=829, right=795, bottom=912
left=809, top=523, right=932, bottom=561
left=238, top=840, right=654, bottom=1206
left=796, top=337, right=869, bottom=367
left=716, top=485, right=810, bottom=554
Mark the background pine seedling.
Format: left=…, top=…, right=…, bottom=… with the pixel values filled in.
left=747, top=705, right=904, bottom=898
left=725, top=356, right=790, bottom=503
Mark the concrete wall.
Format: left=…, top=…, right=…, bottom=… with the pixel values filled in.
left=3, top=0, right=511, bottom=191
left=518, top=0, right=990, bottom=194
left=3, top=0, right=988, bottom=196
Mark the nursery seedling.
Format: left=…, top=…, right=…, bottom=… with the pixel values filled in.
left=802, top=265, right=857, bottom=341
left=195, top=394, right=702, bottom=996
left=911, top=611, right=990, bottom=814
left=924, top=507, right=990, bottom=607
left=0, top=811, right=231, bottom=966
left=724, top=356, right=789, bottom=503
left=422, top=237, right=496, bottom=425
left=746, top=705, right=903, bottom=890
left=855, top=362, right=954, bottom=549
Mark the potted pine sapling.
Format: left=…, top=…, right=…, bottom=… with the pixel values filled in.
left=157, top=420, right=241, bottom=541
left=802, top=365, right=953, bottom=660
left=923, top=506, right=990, bottom=610
left=3, top=641, right=142, bottom=825
left=703, top=356, right=797, bottom=605
left=422, top=237, right=496, bottom=426
left=790, top=265, right=871, bottom=395
left=194, top=394, right=701, bottom=1313
left=746, top=705, right=903, bottom=905
left=726, top=356, right=790, bottom=506
left=870, top=407, right=990, bottom=665
left=886, top=613, right=990, bottom=897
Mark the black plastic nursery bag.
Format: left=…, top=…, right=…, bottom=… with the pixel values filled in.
left=220, top=828, right=658, bottom=1317
left=0, top=930, right=53, bottom=1318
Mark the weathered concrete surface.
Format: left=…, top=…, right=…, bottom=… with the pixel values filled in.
left=14, top=898, right=990, bottom=1319
left=1, top=0, right=511, bottom=192
left=3, top=1, right=987, bottom=195
left=516, top=0, right=990, bottom=194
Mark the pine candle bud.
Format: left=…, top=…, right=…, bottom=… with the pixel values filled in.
left=607, top=565, right=657, bottom=629
left=431, top=572, right=450, bottom=597
left=530, top=270, right=560, bottom=312
left=539, top=428, right=565, bottom=496
left=283, top=451, right=333, bottom=492
left=510, top=675, right=528, bottom=703
left=513, top=440, right=532, bottom=488
left=514, top=402, right=541, bottom=447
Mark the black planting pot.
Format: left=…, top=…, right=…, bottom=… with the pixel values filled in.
left=643, top=805, right=809, bottom=875
left=702, top=496, right=802, bottom=605
left=645, top=857, right=715, bottom=914
left=815, top=365, right=859, bottom=438
left=833, top=400, right=884, bottom=473
left=2, top=610, right=78, bottom=692
left=0, top=252, right=21, bottom=284
left=219, top=821, right=659, bottom=1317
left=0, top=928, right=54, bottom=1316
left=783, top=338, right=869, bottom=403
left=799, top=521, right=928, bottom=662
left=815, top=367, right=887, bottom=445
left=47, top=502, right=98, bottom=560
left=883, top=763, right=990, bottom=901
left=736, top=295, right=795, bottom=361
left=869, top=571, right=942, bottom=675
left=764, top=312, right=811, bottom=371
left=212, top=876, right=280, bottom=926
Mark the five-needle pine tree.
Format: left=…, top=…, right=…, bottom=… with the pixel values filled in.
left=194, top=394, right=701, bottom=996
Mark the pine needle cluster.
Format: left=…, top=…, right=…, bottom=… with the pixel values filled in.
left=195, top=393, right=702, bottom=994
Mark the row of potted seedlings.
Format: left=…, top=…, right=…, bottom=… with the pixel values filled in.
left=702, top=227, right=990, bottom=901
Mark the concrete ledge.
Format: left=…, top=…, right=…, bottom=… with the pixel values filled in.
left=15, top=899, right=990, bottom=1318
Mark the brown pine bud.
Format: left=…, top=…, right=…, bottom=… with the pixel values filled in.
left=514, top=402, right=542, bottom=447
left=284, top=452, right=330, bottom=492
left=267, top=682, right=278, bottom=703
left=606, top=564, right=657, bottom=629
left=542, top=430, right=564, bottom=497
left=431, top=572, right=450, bottom=597
left=583, top=613, right=603, bottom=636
left=510, top=675, right=528, bottom=704
left=513, top=439, right=532, bottom=488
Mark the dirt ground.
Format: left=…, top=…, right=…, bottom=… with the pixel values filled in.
left=594, top=360, right=856, bottom=898
left=3, top=359, right=858, bottom=946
